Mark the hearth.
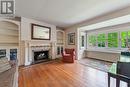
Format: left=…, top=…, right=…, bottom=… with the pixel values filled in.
left=33, top=50, right=50, bottom=64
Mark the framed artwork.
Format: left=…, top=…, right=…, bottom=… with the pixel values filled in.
left=68, top=33, right=75, bottom=45
left=31, top=23, right=51, bottom=40
left=10, top=49, right=17, bottom=60
left=0, top=49, right=6, bottom=58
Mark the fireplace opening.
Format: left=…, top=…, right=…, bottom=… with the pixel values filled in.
left=34, top=50, right=50, bottom=64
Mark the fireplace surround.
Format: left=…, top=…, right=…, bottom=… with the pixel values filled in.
left=28, top=43, right=53, bottom=64
left=33, top=50, right=50, bottom=64
left=22, top=41, right=56, bottom=66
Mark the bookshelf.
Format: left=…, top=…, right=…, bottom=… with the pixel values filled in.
left=0, top=21, right=19, bottom=46
left=56, top=30, right=65, bottom=58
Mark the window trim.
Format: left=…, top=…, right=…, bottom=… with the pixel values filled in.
left=87, top=30, right=130, bottom=50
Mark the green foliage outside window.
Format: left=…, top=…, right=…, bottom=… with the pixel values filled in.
left=108, top=32, right=118, bottom=48
left=88, top=31, right=130, bottom=48
left=97, top=34, right=105, bottom=47
left=121, top=31, right=130, bottom=48
left=121, top=32, right=127, bottom=48
left=88, top=35, right=96, bottom=46
left=128, top=31, right=130, bottom=45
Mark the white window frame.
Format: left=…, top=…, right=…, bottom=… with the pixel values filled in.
left=87, top=26, right=130, bottom=52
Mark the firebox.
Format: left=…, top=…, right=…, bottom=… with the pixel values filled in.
left=33, top=50, right=49, bottom=63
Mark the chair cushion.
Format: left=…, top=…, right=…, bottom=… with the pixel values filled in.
left=63, top=52, right=70, bottom=56
left=64, top=54, right=71, bottom=56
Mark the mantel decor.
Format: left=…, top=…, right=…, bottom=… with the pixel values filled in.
left=31, top=23, right=51, bottom=40
left=68, top=33, right=75, bottom=45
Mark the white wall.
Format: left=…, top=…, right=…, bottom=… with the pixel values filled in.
left=65, top=27, right=78, bottom=59
left=21, top=17, right=56, bottom=42
left=86, top=51, right=120, bottom=62
left=20, top=17, right=57, bottom=65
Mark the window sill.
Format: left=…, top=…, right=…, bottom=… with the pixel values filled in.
left=86, top=48, right=123, bottom=54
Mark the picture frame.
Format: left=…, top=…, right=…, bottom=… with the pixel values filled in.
left=31, top=23, right=51, bottom=40
left=0, top=49, right=6, bottom=58
left=68, top=33, right=75, bottom=45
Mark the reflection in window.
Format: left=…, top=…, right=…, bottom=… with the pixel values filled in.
left=81, top=36, right=85, bottom=47
left=57, top=46, right=60, bottom=55
left=61, top=47, right=63, bottom=54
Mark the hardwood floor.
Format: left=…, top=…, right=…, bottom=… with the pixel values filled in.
left=19, top=61, right=108, bottom=87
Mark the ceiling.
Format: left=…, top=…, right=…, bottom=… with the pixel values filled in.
left=16, top=0, right=130, bottom=28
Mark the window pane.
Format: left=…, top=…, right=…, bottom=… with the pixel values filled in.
left=97, top=34, right=105, bottom=47
left=81, top=36, right=84, bottom=47
left=88, top=35, right=91, bottom=43
left=128, top=31, right=130, bottom=46
left=88, top=35, right=96, bottom=47
left=121, top=31, right=127, bottom=48
left=108, top=32, right=118, bottom=48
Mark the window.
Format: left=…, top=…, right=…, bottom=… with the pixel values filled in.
left=97, top=34, right=105, bottom=47
left=108, top=32, right=118, bottom=48
left=128, top=31, right=130, bottom=46
left=121, top=31, right=130, bottom=48
left=88, top=35, right=96, bottom=47
left=88, top=30, right=130, bottom=49
left=121, top=32, right=127, bottom=48
left=81, top=36, right=85, bottom=47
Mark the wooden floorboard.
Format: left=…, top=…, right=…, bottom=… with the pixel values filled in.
left=19, top=61, right=108, bottom=87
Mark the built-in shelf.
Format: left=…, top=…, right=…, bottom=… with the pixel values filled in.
left=0, top=36, right=18, bottom=43
left=0, top=26, right=18, bottom=31
left=0, top=34, right=18, bottom=37
left=57, top=30, right=64, bottom=45
left=56, top=30, right=65, bottom=58
left=0, top=21, right=19, bottom=46
left=57, top=43, right=64, bottom=45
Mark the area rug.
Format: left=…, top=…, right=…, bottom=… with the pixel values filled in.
left=79, top=58, right=112, bottom=72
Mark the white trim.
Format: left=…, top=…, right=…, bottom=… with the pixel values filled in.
left=86, top=49, right=121, bottom=53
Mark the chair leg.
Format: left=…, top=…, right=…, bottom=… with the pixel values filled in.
left=108, top=75, right=110, bottom=87
left=128, top=82, right=130, bottom=87
left=116, top=79, right=120, bottom=87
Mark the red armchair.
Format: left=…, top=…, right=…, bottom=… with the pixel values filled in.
left=62, top=49, right=75, bottom=63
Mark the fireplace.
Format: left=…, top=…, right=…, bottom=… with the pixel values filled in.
left=33, top=50, right=50, bottom=64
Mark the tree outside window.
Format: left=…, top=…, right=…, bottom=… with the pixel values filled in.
left=121, top=31, right=130, bottom=48
left=88, top=35, right=96, bottom=47
left=108, top=32, right=118, bottom=48
left=128, top=31, right=130, bottom=46
left=88, top=31, right=130, bottom=49
left=97, top=34, right=105, bottom=47
left=121, top=31, right=127, bottom=48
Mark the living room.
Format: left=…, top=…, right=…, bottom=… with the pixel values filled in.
left=0, top=0, right=130, bottom=87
